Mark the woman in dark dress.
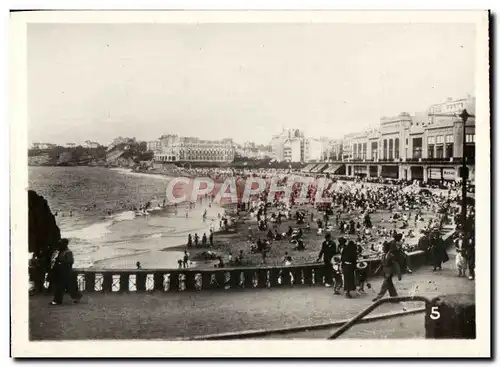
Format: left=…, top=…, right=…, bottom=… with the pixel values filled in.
left=341, top=240, right=358, bottom=298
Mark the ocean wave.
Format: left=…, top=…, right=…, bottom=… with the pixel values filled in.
left=111, top=168, right=172, bottom=181
left=62, top=221, right=113, bottom=240
left=63, top=210, right=137, bottom=240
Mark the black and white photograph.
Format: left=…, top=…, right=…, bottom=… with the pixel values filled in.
left=11, top=10, right=490, bottom=358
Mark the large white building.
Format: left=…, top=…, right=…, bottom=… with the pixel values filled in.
left=304, top=138, right=323, bottom=162
left=152, top=134, right=235, bottom=163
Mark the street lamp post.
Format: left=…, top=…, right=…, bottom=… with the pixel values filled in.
left=459, top=109, right=472, bottom=232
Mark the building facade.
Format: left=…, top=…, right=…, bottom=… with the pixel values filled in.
left=271, top=128, right=305, bottom=162
left=341, top=95, right=476, bottom=183
left=152, top=135, right=235, bottom=163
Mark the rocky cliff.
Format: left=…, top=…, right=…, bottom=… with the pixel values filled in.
left=28, top=190, right=61, bottom=256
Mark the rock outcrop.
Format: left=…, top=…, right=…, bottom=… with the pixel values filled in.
left=28, top=190, right=61, bottom=255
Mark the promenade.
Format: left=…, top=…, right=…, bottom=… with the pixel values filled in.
left=30, top=254, right=474, bottom=341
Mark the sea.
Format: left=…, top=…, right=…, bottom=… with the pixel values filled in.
left=28, top=166, right=224, bottom=269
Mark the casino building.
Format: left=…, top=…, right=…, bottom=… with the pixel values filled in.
left=340, top=96, right=476, bottom=184
left=151, top=134, right=235, bottom=163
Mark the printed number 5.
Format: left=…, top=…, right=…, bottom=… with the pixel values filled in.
left=430, top=306, right=441, bottom=320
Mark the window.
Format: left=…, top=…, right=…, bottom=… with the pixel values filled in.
left=445, top=135, right=454, bottom=144
left=406, top=138, right=408, bottom=145
left=362, top=143, right=367, bottom=160
left=428, top=136, right=435, bottom=145
left=371, top=142, right=378, bottom=160
left=388, top=139, right=393, bottom=160
left=412, top=138, right=423, bottom=159
left=446, top=143, right=454, bottom=158
left=395, top=138, right=400, bottom=159
left=436, top=136, right=444, bottom=144
left=436, top=145, right=444, bottom=159
left=383, top=139, right=388, bottom=160
left=466, top=134, right=475, bottom=143
left=428, top=144, right=434, bottom=158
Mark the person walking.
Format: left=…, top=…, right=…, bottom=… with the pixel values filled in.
left=372, top=242, right=402, bottom=302
left=50, top=239, right=82, bottom=305
left=316, top=233, right=337, bottom=287
left=341, top=240, right=358, bottom=298
left=430, top=231, right=449, bottom=271
left=466, top=231, right=475, bottom=280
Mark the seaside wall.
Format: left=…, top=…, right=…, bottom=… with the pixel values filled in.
left=72, top=230, right=455, bottom=293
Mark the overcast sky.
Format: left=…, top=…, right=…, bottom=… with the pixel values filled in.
left=28, top=23, right=476, bottom=146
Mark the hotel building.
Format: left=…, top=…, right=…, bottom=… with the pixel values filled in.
left=151, top=134, right=235, bottom=163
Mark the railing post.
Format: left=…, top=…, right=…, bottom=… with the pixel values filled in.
left=136, top=273, right=147, bottom=291
left=215, top=271, right=226, bottom=289
left=185, top=272, right=197, bottom=291
left=303, top=267, right=313, bottom=285
left=269, top=268, right=281, bottom=287
left=201, top=272, right=212, bottom=290
left=229, top=270, right=241, bottom=289
left=84, top=272, right=96, bottom=292
left=243, top=270, right=254, bottom=289
left=292, top=268, right=303, bottom=285
left=281, top=268, right=291, bottom=286
left=102, top=273, right=113, bottom=292
left=153, top=272, right=164, bottom=291
left=313, top=266, right=324, bottom=285
left=425, top=294, right=476, bottom=339
left=257, top=269, right=268, bottom=288
left=119, top=273, right=129, bottom=292
left=169, top=272, right=180, bottom=292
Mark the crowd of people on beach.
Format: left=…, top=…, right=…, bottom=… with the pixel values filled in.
left=29, top=165, right=475, bottom=305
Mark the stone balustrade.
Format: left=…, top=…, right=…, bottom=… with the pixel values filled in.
left=72, top=249, right=432, bottom=293
left=71, top=230, right=455, bottom=293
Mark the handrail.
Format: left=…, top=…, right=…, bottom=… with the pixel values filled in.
left=72, top=250, right=427, bottom=273
left=64, top=230, right=455, bottom=293
left=327, top=295, right=431, bottom=339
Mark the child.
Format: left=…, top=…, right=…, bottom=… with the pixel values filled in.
left=356, top=261, right=369, bottom=294
left=455, top=233, right=467, bottom=277
left=332, top=256, right=343, bottom=295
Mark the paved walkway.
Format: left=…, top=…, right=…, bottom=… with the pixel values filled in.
left=30, top=263, right=474, bottom=340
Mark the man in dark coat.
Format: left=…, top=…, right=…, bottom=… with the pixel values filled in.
left=372, top=241, right=402, bottom=302
left=317, top=233, right=337, bottom=287
left=50, top=239, right=82, bottom=305
left=341, top=240, right=358, bottom=298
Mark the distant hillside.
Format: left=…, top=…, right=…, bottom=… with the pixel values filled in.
left=28, top=146, right=107, bottom=166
